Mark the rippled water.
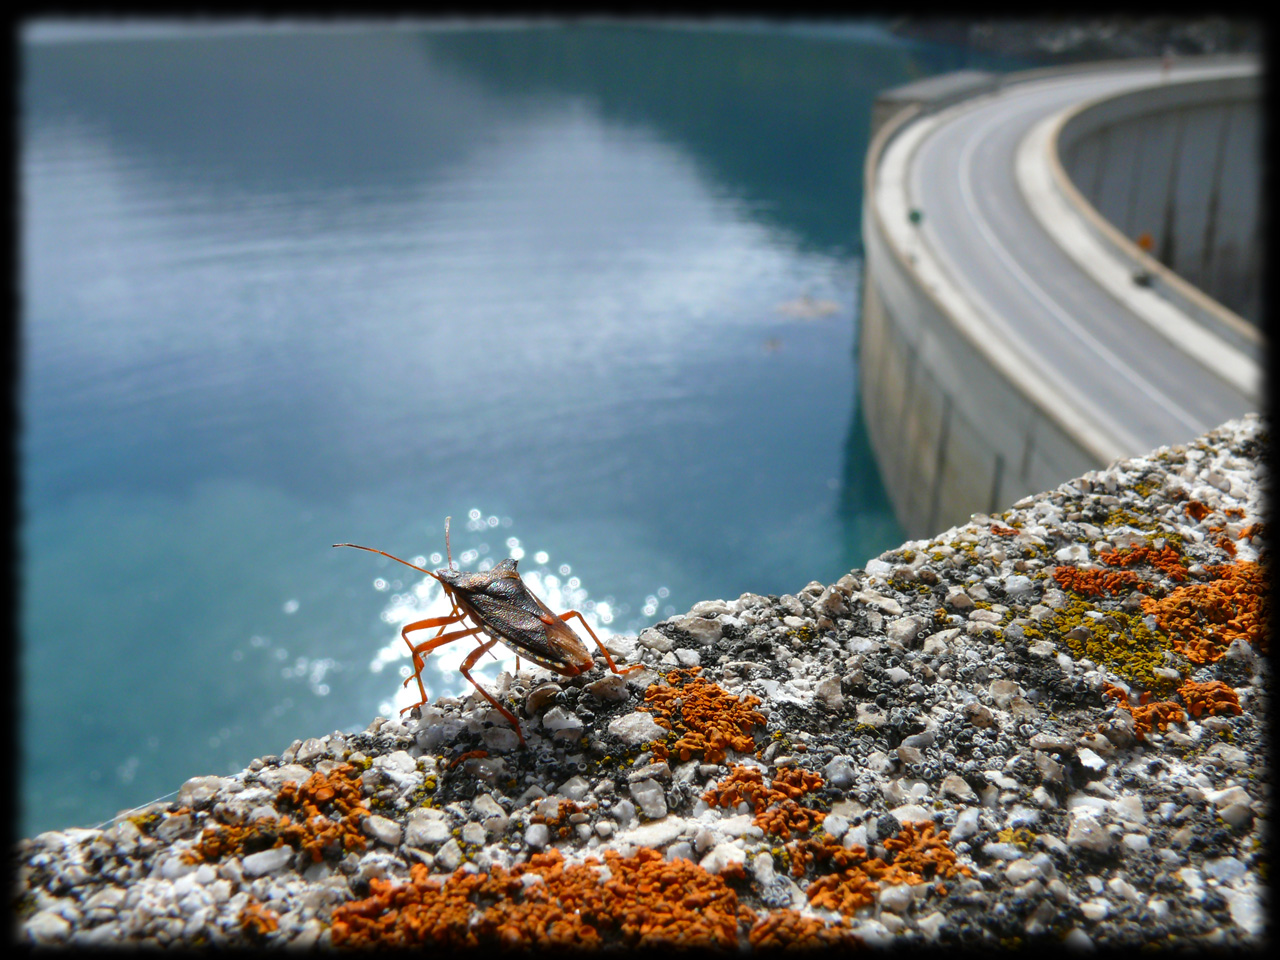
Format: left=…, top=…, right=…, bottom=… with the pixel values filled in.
left=20, top=20, right=1029, bottom=836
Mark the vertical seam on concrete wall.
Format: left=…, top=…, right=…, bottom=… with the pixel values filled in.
left=926, top=397, right=952, bottom=537
left=1124, top=117, right=1146, bottom=238
left=1019, top=416, right=1036, bottom=483
left=894, top=337, right=919, bottom=493
left=1091, top=124, right=1109, bottom=201
left=1158, top=106, right=1187, bottom=266
left=1200, top=104, right=1233, bottom=291
left=988, top=451, right=1006, bottom=516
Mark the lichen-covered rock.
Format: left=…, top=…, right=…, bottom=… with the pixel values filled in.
left=12, top=416, right=1268, bottom=950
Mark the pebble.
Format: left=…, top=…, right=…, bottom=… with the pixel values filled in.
left=822, top=756, right=856, bottom=790
left=698, top=842, right=745, bottom=875
left=628, top=779, right=668, bottom=820
left=878, top=882, right=914, bottom=913
left=241, top=847, right=293, bottom=878
left=607, top=712, right=667, bottom=745
left=362, top=815, right=403, bottom=847
left=669, top=616, right=724, bottom=644
left=405, top=814, right=450, bottom=849
left=435, top=839, right=463, bottom=871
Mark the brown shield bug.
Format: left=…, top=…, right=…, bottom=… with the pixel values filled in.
left=335, top=518, right=641, bottom=745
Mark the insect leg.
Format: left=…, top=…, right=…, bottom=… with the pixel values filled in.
left=556, top=610, right=644, bottom=675
left=400, top=608, right=466, bottom=704
left=396, top=623, right=485, bottom=714
left=460, top=638, right=526, bottom=745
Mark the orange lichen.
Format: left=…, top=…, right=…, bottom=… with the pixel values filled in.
left=882, top=820, right=969, bottom=881
left=1127, top=699, right=1186, bottom=739
left=786, top=831, right=869, bottom=879
left=1101, top=682, right=1131, bottom=707
left=990, top=524, right=1018, bottom=537
left=1177, top=679, right=1242, bottom=718
left=1101, top=545, right=1188, bottom=582
left=277, top=763, right=368, bottom=820
left=183, top=814, right=303, bottom=865
left=1185, top=500, right=1212, bottom=522
left=803, top=822, right=967, bottom=916
left=1053, top=566, right=1145, bottom=597
left=186, top=763, right=370, bottom=866
left=330, top=847, right=786, bottom=949
left=770, top=766, right=825, bottom=801
left=1216, top=536, right=1238, bottom=557
left=1142, top=561, right=1268, bottom=663
left=640, top=668, right=766, bottom=765
left=755, top=799, right=825, bottom=842
left=747, top=909, right=860, bottom=948
left=704, top=765, right=771, bottom=812
left=703, top=765, right=826, bottom=840
left=240, top=900, right=279, bottom=939
left=1224, top=507, right=1246, bottom=520
left=1102, top=682, right=1185, bottom=740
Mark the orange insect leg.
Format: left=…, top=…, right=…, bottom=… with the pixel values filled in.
left=397, top=622, right=485, bottom=714
left=460, top=637, right=526, bottom=745
left=557, top=609, right=644, bottom=675
left=399, top=607, right=465, bottom=707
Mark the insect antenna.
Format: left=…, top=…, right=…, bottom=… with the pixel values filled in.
left=444, top=515, right=456, bottom=570
left=332, top=544, right=441, bottom=580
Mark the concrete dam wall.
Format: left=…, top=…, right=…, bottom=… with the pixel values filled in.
left=1057, top=74, right=1261, bottom=324
left=858, top=59, right=1260, bottom=542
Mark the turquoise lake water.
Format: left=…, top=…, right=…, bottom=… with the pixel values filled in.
left=20, top=20, right=1030, bottom=837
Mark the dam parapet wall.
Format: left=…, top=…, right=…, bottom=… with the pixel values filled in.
left=1056, top=72, right=1262, bottom=330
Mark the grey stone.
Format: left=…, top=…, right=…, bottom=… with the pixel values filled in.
left=627, top=762, right=671, bottom=783
left=823, top=756, right=856, bottom=790
left=435, top=838, right=463, bottom=871
left=24, top=910, right=72, bottom=944
left=404, top=813, right=451, bottom=848
left=1004, top=575, right=1035, bottom=599
left=1066, top=814, right=1114, bottom=853
left=815, top=676, right=844, bottom=711
left=585, top=674, right=630, bottom=701
left=295, top=737, right=327, bottom=763
left=878, top=882, right=914, bottom=913
left=607, top=711, right=667, bottom=745
left=526, top=683, right=563, bottom=715
left=887, top=615, right=927, bottom=646
left=524, top=823, right=550, bottom=850
left=242, top=845, right=295, bottom=877
left=540, top=706, right=584, bottom=737
left=940, top=774, right=976, bottom=801
left=638, top=628, right=674, bottom=652
left=176, top=775, right=236, bottom=807
left=628, top=779, right=668, bottom=820
left=557, top=775, right=591, bottom=800
left=675, top=616, right=724, bottom=645
left=363, top=814, right=403, bottom=847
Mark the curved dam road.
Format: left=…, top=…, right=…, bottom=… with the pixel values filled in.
left=890, top=61, right=1257, bottom=458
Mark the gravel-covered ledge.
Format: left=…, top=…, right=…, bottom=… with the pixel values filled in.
left=15, top=416, right=1268, bottom=950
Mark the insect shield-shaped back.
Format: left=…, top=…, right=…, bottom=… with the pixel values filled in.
left=441, top=558, right=595, bottom=675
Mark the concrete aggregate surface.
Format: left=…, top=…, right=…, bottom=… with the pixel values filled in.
left=14, top=415, right=1268, bottom=949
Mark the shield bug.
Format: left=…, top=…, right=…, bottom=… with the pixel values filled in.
left=335, top=519, right=641, bottom=744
